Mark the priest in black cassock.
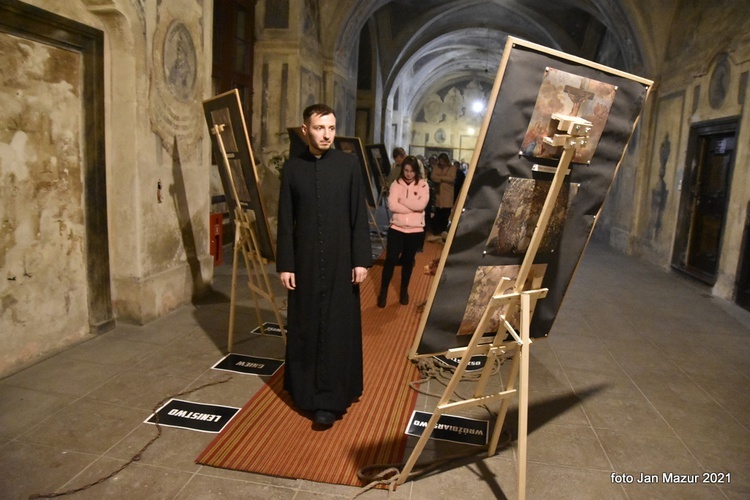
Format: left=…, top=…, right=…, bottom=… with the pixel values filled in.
left=276, top=103, right=372, bottom=428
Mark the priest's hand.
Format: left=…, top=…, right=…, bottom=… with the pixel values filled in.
left=352, top=266, right=368, bottom=284
left=280, top=271, right=296, bottom=290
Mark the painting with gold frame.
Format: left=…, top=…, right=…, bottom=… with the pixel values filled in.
left=333, top=135, right=378, bottom=207
left=203, top=89, right=275, bottom=261
left=365, top=143, right=390, bottom=194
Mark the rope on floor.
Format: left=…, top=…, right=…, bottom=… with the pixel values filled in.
left=352, top=433, right=512, bottom=498
left=410, top=354, right=507, bottom=419
left=351, top=356, right=513, bottom=498
left=28, top=376, right=233, bottom=499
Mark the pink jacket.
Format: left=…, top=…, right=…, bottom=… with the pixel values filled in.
left=388, top=179, right=430, bottom=233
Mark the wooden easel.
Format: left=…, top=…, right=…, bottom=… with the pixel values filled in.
left=365, top=169, right=387, bottom=250
left=375, top=168, right=389, bottom=207
left=397, top=114, right=591, bottom=500
left=372, top=169, right=391, bottom=250
left=367, top=203, right=386, bottom=251
left=211, top=123, right=287, bottom=351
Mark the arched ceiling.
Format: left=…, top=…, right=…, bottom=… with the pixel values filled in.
left=327, top=0, right=646, bottom=137
left=391, top=28, right=508, bottom=116
left=373, top=1, right=629, bottom=116
left=333, top=0, right=642, bottom=69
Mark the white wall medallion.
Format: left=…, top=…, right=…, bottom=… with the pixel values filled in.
left=164, top=21, right=197, bottom=102
left=149, top=1, right=204, bottom=158
left=435, top=128, right=446, bottom=144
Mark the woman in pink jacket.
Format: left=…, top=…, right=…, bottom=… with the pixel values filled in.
left=378, top=156, right=430, bottom=307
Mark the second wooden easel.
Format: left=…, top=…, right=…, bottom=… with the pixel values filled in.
left=397, top=114, right=592, bottom=500
left=211, top=123, right=287, bottom=350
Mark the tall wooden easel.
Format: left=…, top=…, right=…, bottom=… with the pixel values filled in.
left=211, top=123, right=287, bottom=350
left=397, top=114, right=592, bottom=500
left=367, top=203, right=386, bottom=251
left=375, top=169, right=391, bottom=244
left=375, top=167, right=389, bottom=207
left=366, top=168, right=387, bottom=250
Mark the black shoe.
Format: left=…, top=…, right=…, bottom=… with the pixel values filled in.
left=313, top=410, right=336, bottom=426
left=377, top=290, right=387, bottom=308
left=400, top=290, right=409, bottom=305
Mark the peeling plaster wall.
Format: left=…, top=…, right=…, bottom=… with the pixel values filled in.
left=1, top=0, right=214, bottom=376
left=32, top=0, right=212, bottom=323
left=117, top=0, right=214, bottom=323
left=0, top=31, right=90, bottom=375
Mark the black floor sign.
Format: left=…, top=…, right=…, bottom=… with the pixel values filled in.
left=212, top=353, right=284, bottom=376
left=434, top=354, right=487, bottom=372
left=405, top=410, right=489, bottom=446
left=250, top=322, right=285, bottom=337
left=145, top=399, right=239, bottom=433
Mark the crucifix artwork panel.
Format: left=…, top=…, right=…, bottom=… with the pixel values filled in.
left=520, top=67, right=617, bottom=164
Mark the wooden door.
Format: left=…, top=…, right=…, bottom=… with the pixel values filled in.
left=672, top=120, right=737, bottom=284
left=212, top=0, right=257, bottom=138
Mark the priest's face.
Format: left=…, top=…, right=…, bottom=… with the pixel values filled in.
left=302, top=112, right=336, bottom=155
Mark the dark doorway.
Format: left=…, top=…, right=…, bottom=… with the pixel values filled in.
left=212, top=0, right=257, bottom=138
left=672, top=119, right=738, bottom=285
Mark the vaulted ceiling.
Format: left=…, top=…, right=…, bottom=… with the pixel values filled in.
left=332, top=0, right=649, bottom=132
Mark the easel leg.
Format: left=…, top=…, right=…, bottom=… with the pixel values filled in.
left=517, top=293, right=532, bottom=500
left=240, top=233, right=265, bottom=334
left=488, top=344, right=520, bottom=455
left=249, top=227, right=287, bottom=343
left=397, top=406, right=446, bottom=486
left=368, top=205, right=386, bottom=250
left=227, top=226, right=241, bottom=352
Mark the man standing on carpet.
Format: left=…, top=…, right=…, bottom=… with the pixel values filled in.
left=276, top=103, right=372, bottom=428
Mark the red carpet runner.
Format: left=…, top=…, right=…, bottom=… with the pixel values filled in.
left=196, top=241, right=443, bottom=486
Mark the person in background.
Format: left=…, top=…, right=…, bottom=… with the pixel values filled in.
left=276, top=103, right=372, bottom=428
left=415, top=154, right=427, bottom=178
left=453, top=159, right=466, bottom=204
left=378, top=155, right=429, bottom=307
left=387, top=147, right=407, bottom=185
left=425, top=155, right=438, bottom=179
left=423, top=155, right=438, bottom=238
left=429, top=152, right=457, bottom=237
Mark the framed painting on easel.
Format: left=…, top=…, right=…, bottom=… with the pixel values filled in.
left=365, top=143, right=390, bottom=194
left=365, top=143, right=391, bottom=177
left=333, top=135, right=378, bottom=208
left=410, top=38, right=652, bottom=358
left=203, top=89, right=275, bottom=261
left=395, top=38, right=652, bottom=498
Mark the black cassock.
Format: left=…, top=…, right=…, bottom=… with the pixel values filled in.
left=276, top=148, right=372, bottom=413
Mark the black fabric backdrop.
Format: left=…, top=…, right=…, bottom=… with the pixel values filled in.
left=416, top=41, right=650, bottom=356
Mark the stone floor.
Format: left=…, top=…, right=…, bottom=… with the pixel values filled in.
left=1, top=239, right=749, bottom=499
